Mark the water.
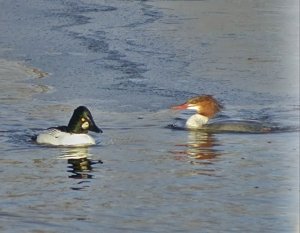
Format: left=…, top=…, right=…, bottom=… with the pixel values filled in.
left=0, top=0, right=299, bottom=232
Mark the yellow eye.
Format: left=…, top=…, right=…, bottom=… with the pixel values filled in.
left=81, top=118, right=85, bottom=122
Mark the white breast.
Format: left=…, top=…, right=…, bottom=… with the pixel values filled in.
left=186, top=114, right=209, bottom=130
left=36, top=129, right=96, bottom=146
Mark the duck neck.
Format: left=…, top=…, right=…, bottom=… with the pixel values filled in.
left=186, top=114, right=209, bottom=129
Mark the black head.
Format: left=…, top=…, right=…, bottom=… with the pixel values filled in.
left=67, top=106, right=102, bottom=134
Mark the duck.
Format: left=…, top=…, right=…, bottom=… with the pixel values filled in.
left=33, top=106, right=102, bottom=146
left=171, top=95, right=271, bottom=132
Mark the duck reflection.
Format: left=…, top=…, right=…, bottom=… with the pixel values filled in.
left=59, top=147, right=103, bottom=180
left=172, top=131, right=221, bottom=162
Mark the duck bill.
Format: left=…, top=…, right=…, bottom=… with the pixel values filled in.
left=89, top=118, right=103, bottom=133
left=171, top=103, right=189, bottom=110
left=90, top=124, right=103, bottom=133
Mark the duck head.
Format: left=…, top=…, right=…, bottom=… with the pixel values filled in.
left=67, top=106, right=102, bottom=134
left=172, top=95, right=223, bottom=118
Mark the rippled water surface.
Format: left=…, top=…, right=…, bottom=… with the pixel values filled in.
left=0, top=0, right=299, bottom=232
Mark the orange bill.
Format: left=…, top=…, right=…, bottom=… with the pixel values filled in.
left=171, top=103, right=188, bottom=110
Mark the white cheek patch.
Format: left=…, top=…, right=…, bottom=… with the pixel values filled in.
left=81, top=121, right=90, bottom=129
left=187, top=105, right=199, bottom=111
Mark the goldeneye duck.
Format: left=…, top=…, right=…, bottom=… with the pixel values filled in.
left=34, top=106, right=102, bottom=146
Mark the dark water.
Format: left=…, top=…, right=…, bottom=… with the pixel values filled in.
left=0, top=0, right=299, bottom=232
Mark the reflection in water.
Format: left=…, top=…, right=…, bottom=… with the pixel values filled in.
left=171, top=131, right=223, bottom=177
left=58, top=147, right=103, bottom=181
left=172, top=131, right=222, bottom=162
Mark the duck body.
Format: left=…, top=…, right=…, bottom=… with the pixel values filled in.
left=36, top=128, right=97, bottom=146
left=203, top=119, right=271, bottom=133
left=34, top=106, right=102, bottom=147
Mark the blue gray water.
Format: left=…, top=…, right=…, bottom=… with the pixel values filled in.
left=0, top=0, right=299, bottom=232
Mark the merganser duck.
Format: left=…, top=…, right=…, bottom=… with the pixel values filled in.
left=171, top=95, right=271, bottom=132
left=33, top=106, right=102, bottom=146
